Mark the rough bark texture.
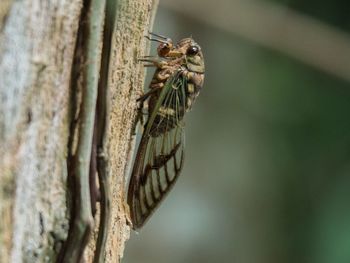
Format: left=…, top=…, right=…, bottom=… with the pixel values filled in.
left=95, top=1, right=158, bottom=261
left=0, top=1, right=82, bottom=262
left=0, top=0, right=158, bottom=262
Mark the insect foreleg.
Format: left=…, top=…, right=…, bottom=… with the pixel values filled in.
left=138, top=57, right=169, bottom=69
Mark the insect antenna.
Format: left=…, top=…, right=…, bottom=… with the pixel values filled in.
left=148, top=31, right=168, bottom=40
left=145, top=31, right=171, bottom=44
left=145, top=35, right=168, bottom=44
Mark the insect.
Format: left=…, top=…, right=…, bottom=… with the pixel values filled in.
left=127, top=32, right=205, bottom=229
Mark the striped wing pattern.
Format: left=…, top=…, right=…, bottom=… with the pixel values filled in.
left=128, top=71, right=186, bottom=229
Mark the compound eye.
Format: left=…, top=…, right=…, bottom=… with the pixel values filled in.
left=186, top=45, right=199, bottom=56
left=161, top=42, right=169, bottom=48
left=158, top=42, right=171, bottom=57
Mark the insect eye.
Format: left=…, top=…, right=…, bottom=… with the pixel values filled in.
left=157, top=42, right=171, bottom=57
left=186, top=45, right=199, bottom=56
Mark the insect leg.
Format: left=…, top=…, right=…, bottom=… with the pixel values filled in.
left=139, top=55, right=158, bottom=58
left=155, top=71, right=171, bottom=82
left=138, top=57, right=168, bottom=69
left=142, top=64, right=157, bottom=68
left=137, top=88, right=158, bottom=103
left=135, top=86, right=160, bottom=128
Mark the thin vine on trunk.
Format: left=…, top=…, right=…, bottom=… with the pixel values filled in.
left=0, top=0, right=158, bottom=262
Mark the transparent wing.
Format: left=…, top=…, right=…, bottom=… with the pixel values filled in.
left=128, top=71, right=187, bottom=229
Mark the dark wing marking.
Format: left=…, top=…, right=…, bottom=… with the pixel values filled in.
left=128, top=71, right=187, bottom=229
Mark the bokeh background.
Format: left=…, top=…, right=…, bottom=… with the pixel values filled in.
left=124, top=0, right=350, bottom=262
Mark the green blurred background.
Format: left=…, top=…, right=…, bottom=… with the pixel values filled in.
left=124, top=0, right=350, bottom=262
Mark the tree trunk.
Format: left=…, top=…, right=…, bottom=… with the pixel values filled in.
left=0, top=0, right=158, bottom=262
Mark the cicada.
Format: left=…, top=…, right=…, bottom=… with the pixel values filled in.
left=127, top=32, right=205, bottom=229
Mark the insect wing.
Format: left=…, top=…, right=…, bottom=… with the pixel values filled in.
left=128, top=71, right=187, bottom=229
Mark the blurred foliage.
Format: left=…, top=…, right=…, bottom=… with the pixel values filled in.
left=286, top=0, right=350, bottom=31
left=124, top=1, right=350, bottom=262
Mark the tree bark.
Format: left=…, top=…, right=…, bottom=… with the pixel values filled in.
left=0, top=0, right=158, bottom=262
